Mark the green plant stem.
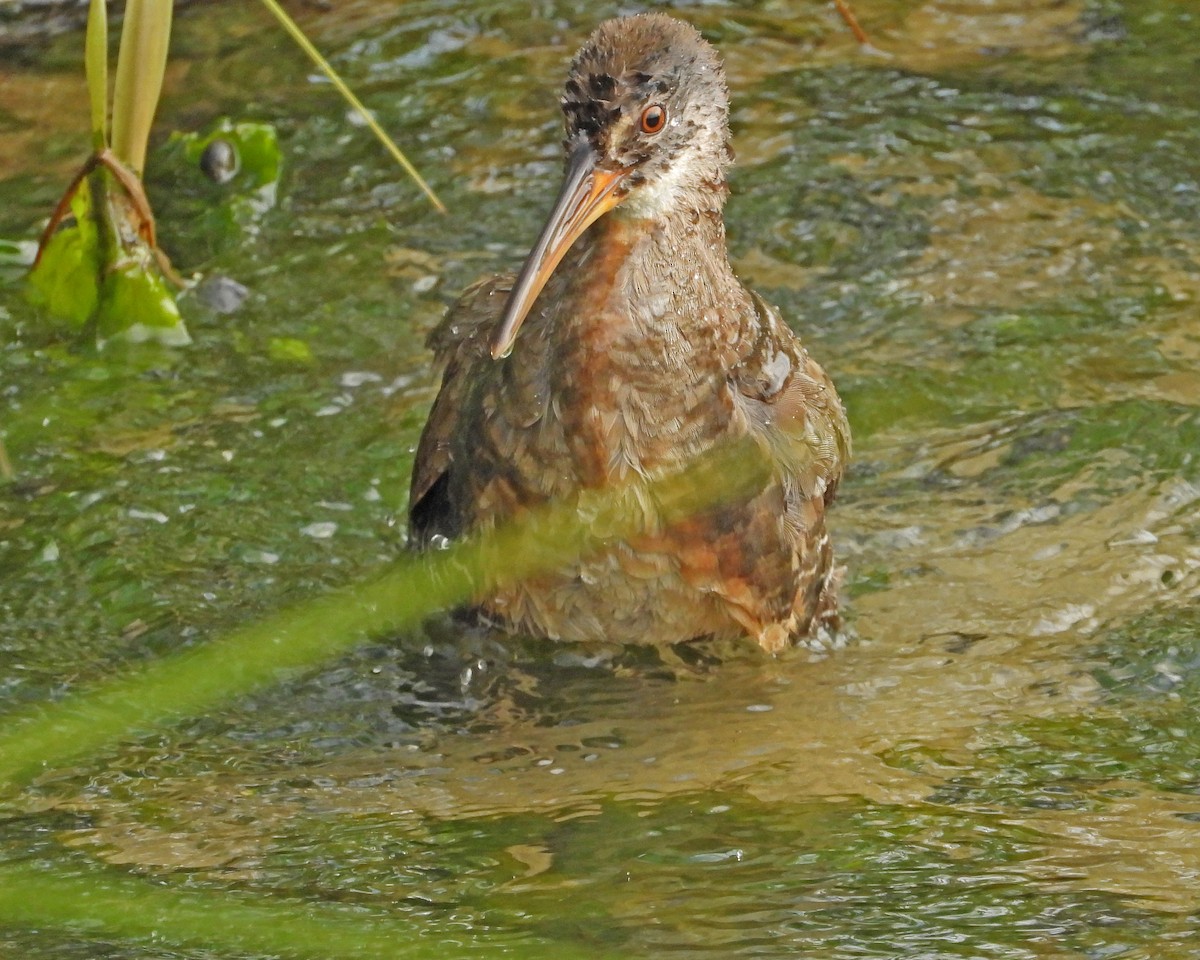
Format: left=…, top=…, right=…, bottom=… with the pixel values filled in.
left=0, top=861, right=618, bottom=960
left=85, top=0, right=108, bottom=150
left=256, top=0, right=447, bottom=213
left=84, top=163, right=118, bottom=338
left=0, top=441, right=766, bottom=791
left=110, top=0, right=173, bottom=174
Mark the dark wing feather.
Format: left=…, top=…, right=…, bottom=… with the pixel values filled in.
left=408, top=275, right=513, bottom=547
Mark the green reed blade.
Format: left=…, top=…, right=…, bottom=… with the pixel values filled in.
left=0, top=441, right=766, bottom=792
left=0, top=861, right=618, bottom=960
left=256, top=0, right=447, bottom=213
left=110, top=0, right=173, bottom=174
left=85, top=0, right=109, bottom=151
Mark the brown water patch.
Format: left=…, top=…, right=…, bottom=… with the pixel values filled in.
left=888, top=0, right=1088, bottom=72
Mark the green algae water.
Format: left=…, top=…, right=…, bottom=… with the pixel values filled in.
left=2, top=1, right=1199, bottom=956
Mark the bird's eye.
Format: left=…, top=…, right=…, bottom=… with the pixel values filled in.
left=640, top=104, right=667, bottom=135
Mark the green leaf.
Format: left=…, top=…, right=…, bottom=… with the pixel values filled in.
left=27, top=180, right=189, bottom=345
left=26, top=190, right=101, bottom=331
left=96, top=253, right=191, bottom=346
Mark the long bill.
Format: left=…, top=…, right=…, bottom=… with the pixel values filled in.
left=490, top=138, right=629, bottom=359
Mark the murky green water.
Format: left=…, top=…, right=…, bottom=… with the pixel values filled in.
left=2, top=0, right=1199, bottom=956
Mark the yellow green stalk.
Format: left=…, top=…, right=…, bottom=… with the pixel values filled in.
left=110, top=0, right=173, bottom=174
left=257, top=0, right=446, bottom=213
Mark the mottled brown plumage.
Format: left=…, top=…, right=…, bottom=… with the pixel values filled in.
left=409, top=13, right=850, bottom=652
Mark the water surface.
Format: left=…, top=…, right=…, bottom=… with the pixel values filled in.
left=2, top=1, right=1199, bottom=957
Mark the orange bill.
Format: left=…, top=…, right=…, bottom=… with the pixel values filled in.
left=490, top=139, right=629, bottom=359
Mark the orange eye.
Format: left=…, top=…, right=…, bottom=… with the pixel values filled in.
left=640, top=104, right=667, bottom=134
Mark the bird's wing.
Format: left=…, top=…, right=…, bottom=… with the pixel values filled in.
left=408, top=275, right=513, bottom=545
left=731, top=291, right=850, bottom=511
left=711, top=292, right=850, bottom=638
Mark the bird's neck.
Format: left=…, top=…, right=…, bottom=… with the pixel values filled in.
left=530, top=208, right=749, bottom=483
left=557, top=206, right=747, bottom=354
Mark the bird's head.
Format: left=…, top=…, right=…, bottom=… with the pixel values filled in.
left=490, top=14, right=731, bottom=359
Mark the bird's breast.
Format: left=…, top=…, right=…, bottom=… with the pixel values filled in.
left=515, top=222, right=732, bottom=488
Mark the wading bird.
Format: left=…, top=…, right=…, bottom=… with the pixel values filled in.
left=409, top=13, right=850, bottom=652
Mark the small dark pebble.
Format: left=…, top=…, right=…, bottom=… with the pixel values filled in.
left=199, top=138, right=239, bottom=184
left=195, top=275, right=250, bottom=314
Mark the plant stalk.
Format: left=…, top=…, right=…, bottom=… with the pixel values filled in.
left=256, top=0, right=446, bottom=213
left=85, top=0, right=109, bottom=151
left=110, top=0, right=173, bottom=174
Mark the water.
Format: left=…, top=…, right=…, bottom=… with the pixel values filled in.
left=2, top=1, right=1199, bottom=957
